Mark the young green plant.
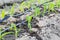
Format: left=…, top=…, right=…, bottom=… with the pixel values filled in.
left=10, top=23, right=20, bottom=38
left=19, top=2, right=25, bottom=12
left=34, top=7, right=40, bottom=16
left=48, top=2, right=58, bottom=14
left=19, top=1, right=31, bottom=12
left=0, top=9, right=6, bottom=19
left=56, top=0, right=60, bottom=8
left=0, top=27, right=13, bottom=40
left=9, top=3, right=15, bottom=16
left=37, top=0, right=40, bottom=4
left=0, top=32, right=13, bottom=40
left=26, top=16, right=32, bottom=31
left=42, top=3, right=48, bottom=16
left=48, top=2, right=55, bottom=14
left=0, top=27, right=2, bottom=40
left=10, top=23, right=17, bottom=38
left=19, top=0, right=36, bottom=12
left=29, top=0, right=36, bottom=3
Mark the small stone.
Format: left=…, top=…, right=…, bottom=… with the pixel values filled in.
left=31, top=28, right=38, bottom=32
left=48, top=13, right=55, bottom=18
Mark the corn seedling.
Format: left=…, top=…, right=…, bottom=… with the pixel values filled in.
left=39, top=0, right=45, bottom=4
left=19, top=2, right=30, bottom=12
left=42, top=3, right=49, bottom=16
left=0, top=27, right=13, bottom=40
left=25, top=2, right=31, bottom=8
left=34, top=7, right=40, bottom=16
left=0, top=9, right=6, bottom=19
left=43, top=4, right=47, bottom=16
left=0, top=27, right=2, bottom=40
left=19, top=6, right=24, bottom=12
left=0, top=32, right=14, bottom=40
left=48, top=2, right=55, bottom=11
left=29, top=0, right=35, bottom=3
left=48, top=2, right=58, bottom=14
left=19, top=1, right=30, bottom=12
left=19, top=2, right=26, bottom=12
left=19, top=0, right=36, bottom=12
left=48, top=2, right=55, bottom=14
left=37, top=0, right=40, bottom=4
left=56, top=0, right=60, bottom=8
left=10, top=23, right=20, bottom=38
left=22, top=2, right=30, bottom=8
left=9, top=3, right=15, bottom=16
left=31, top=5, right=36, bottom=9
left=26, top=16, right=32, bottom=31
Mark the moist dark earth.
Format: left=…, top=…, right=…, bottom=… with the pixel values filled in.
left=0, top=0, right=60, bottom=40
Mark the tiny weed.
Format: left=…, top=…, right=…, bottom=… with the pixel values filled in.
left=56, top=0, right=60, bottom=8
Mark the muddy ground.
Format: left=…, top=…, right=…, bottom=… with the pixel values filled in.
left=0, top=0, right=60, bottom=40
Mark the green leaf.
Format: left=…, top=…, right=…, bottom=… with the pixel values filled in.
left=48, top=2, right=55, bottom=11
left=37, top=0, right=40, bottom=4
left=0, top=28, right=2, bottom=39
left=56, top=0, right=60, bottom=8
left=0, top=31, right=13, bottom=40
left=20, top=1, right=30, bottom=10
left=42, top=3, right=48, bottom=16
left=19, top=2, right=25, bottom=12
left=44, top=5, right=47, bottom=12
left=25, top=2, right=31, bottom=8
left=26, top=16, right=32, bottom=23
left=1, top=9, right=5, bottom=19
left=26, top=16, right=32, bottom=30
left=29, top=0, right=35, bottom=3
left=34, top=7, right=40, bottom=16
left=39, top=0, right=45, bottom=4
left=28, top=23, right=32, bottom=30
left=2, top=32, right=14, bottom=37
left=9, top=3, right=15, bottom=16
left=19, top=6, right=24, bottom=12
left=10, top=23, right=18, bottom=38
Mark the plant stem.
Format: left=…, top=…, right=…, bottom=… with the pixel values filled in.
left=28, top=23, right=32, bottom=31
left=14, top=25, right=18, bottom=38
left=0, top=28, right=2, bottom=40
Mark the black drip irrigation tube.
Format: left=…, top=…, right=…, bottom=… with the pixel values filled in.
left=0, top=15, right=10, bottom=23
left=0, top=0, right=54, bottom=35
left=0, top=13, right=26, bottom=34
left=13, top=13, right=25, bottom=17
left=0, top=13, right=25, bottom=23
left=39, top=0, right=53, bottom=6
left=0, top=0, right=53, bottom=23
left=1, top=20, right=26, bottom=33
